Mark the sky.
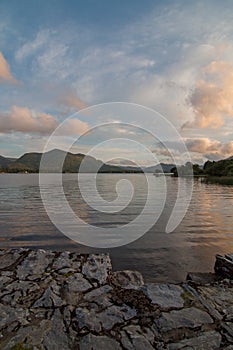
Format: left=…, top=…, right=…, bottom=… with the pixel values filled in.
left=1, top=0, right=233, bottom=164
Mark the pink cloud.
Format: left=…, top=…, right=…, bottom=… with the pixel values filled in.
left=0, top=105, right=89, bottom=136
left=184, top=61, right=233, bottom=129
left=0, top=52, right=19, bottom=85
left=186, top=137, right=233, bottom=159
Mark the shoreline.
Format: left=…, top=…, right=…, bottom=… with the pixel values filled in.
left=0, top=248, right=233, bottom=349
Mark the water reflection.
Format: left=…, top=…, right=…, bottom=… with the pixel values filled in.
left=0, top=174, right=233, bottom=282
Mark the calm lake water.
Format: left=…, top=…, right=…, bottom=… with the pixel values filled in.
left=0, top=173, right=233, bottom=282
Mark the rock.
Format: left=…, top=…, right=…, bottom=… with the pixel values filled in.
left=197, top=285, right=233, bottom=316
left=52, top=251, right=72, bottom=270
left=186, top=272, right=217, bottom=285
left=76, top=304, right=136, bottom=332
left=168, top=331, right=222, bottom=349
left=156, top=307, right=213, bottom=332
left=80, top=333, right=121, bottom=350
left=111, top=270, right=144, bottom=290
left=82, top=254, right=111, bottom=284
left=0, top=249, right=21, bottom=269
left=2, top=320, right=52, bottom=349
left=65, top=273, right=92, bottom=292
left=52, top=251, right=81, bottom=271
left=143, top=283, right=184, bottom=309
left=84, top=285, right=113, bottom=308
left=84, top=285, right=112, bottom=301
left=17, top=249, right=55, bottom=280
left=98, top=305, right=136, bottom=330
left=121, top=325, right=155, bottom=350
left=42, top=309, right=70, bottom=350
left=215, top=254, right=233, bottom=279
left=0, top=275, right=13, bottom=290
left=0, top=304, right=28, bottom=329
left=62, top=273, right=92, bottom=304
left=32, top=285, right=63, bottom=308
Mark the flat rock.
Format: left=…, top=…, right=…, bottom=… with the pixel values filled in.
left=17, top=249, right=55, bottom=280
left=32, top=285, right=64, bottom=308
left=186, top=272, right=218, bottom=285
left=82, top=254, right=111, bottom=284
left=0, top=250, right=21, bottom=269
left=80, top=333, right=121, bottom=350
left=198, top=285, right=233, bottom=315
left=121, top=325, right=155, bottom=350
left=168, top=331, right=222, bottom=349
left=0, top=303, right=28, bottom=329
left=143, top=283, right=184, bottom=309
left=112, top=270, right=144, bottom=290
left=76, top=304, right=136, bottom=332
left=156, top=307, right=213, bottom=332
left=42, top=309, right=70, bottom=350
left=84, top=285, right=112, bottom=301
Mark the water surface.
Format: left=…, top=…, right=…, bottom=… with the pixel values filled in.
left=0, top=173, right=233, bottom=282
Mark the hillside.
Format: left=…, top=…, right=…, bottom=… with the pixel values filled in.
left=0, top=149, right=138, bottom=173
left=204, top=158, right=233, bottom=176
left=0, top=155, right=16, bottom=168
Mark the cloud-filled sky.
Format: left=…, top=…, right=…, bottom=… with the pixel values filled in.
left=1, top=0, right=233, bottom=164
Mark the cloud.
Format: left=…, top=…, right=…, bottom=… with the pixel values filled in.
left=185, top=137, right=233, bottom=160
left=0, top=105, right=89, bottom=136
left=0, top=52, right=18, bottom=84
left=184, top=61, right=233, bottom=129
left=59, top=89, right=87, bottom=111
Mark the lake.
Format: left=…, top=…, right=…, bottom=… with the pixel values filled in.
left=0, top=173, right=233, bottom=282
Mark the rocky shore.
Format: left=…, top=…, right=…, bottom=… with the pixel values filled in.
left=0, top=249, right=233, bottom=349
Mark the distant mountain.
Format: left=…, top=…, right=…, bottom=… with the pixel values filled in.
left=2, top=149, right=135, bottom=173
left=144, top=163, right=175, bottom=173
left=0, top=155, right=16, bottom=168
left=0, top=149, right=175, bottom=173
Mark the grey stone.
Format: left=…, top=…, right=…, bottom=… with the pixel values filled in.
left=0, top=275, right=13, bottom=290
left=0, top=304, right=28, bottom=329
left=32, top=285, right=63, bottom=308
left=198, top=285, right=233, bottom=315
left=168, top=331, right=222, bottom=349
left=66, top=273, right=92, bottom=292
left=84, top=285, right=113, bottom=308
left=52, top=251, right=72, bottom=270
left=84, top=285, right=112, bottom=301
left=42, top=309, right=70, bottom=350
left=121, top=325, right=155, bottom=350
left=63, top=273, right=92, bottom=304
left=2, top=320, right=52, bottom=349
left=215, top=254, right=233, bottom=278
left=82, top=254, right=111, bottom=284
left=80, top=333, right=121, bottom=350
left=143, top=283, right=184, bottom=309
left=0, top=250, right=21, bottom=269
left=98, top=305, right=136, bottom=330
left=76, top=304, right=136, bottom=332
left=112, top=270, right=144, bottom=290
left=76, top=307, right=102, bottom=332
left=157, top=307, right=213, bottom=332
left=17, top=249, right=55, bottom=280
